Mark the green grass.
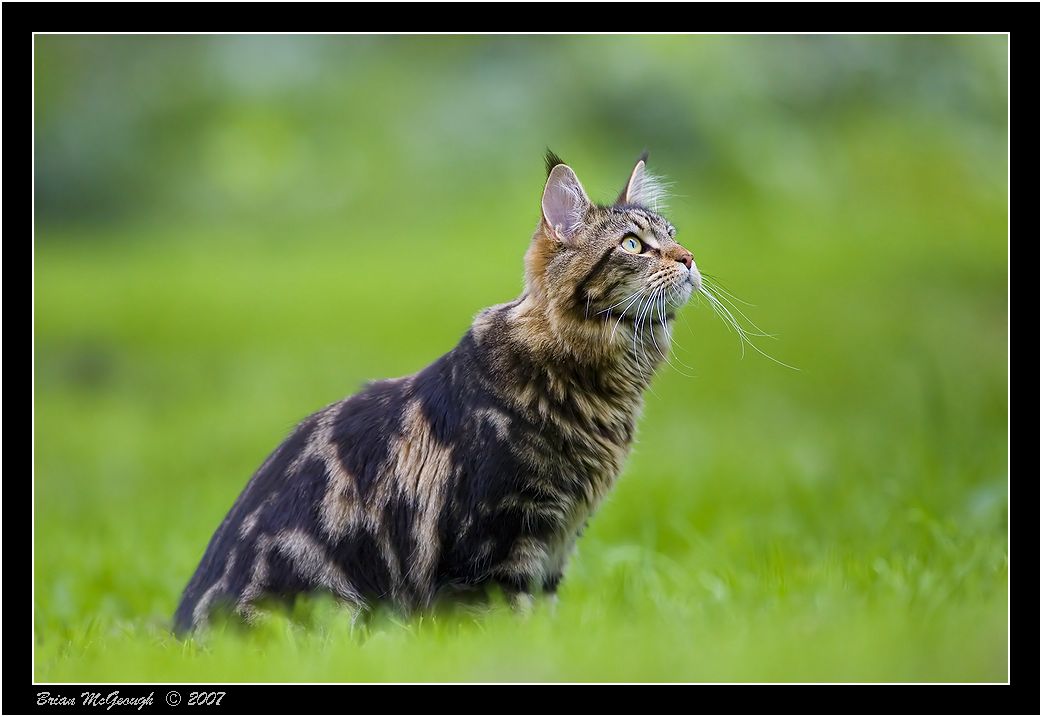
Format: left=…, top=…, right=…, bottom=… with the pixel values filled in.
left=36, top=152, right=1004, bottom=683
left=34, top=111, right=1007, bottom=681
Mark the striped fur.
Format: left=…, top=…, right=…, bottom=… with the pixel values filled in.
left=173, top=151, right=700, bottom=634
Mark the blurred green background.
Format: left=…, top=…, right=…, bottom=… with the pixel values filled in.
left=34, top=35, right=1007, bottom=682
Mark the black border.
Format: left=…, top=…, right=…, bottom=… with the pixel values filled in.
left=6, top=1, right=1035, bottom=32
left=16, top=4, right=1035, bottom=715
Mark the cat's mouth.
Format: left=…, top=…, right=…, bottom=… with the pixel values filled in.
left=602, top=309, right=677, bottom=325
left=596, top=276, right=693, bottom=327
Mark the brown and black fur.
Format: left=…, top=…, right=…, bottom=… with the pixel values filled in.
left=173, top=150, right=700, bottom=634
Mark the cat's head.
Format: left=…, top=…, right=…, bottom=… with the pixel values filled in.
left=524, top=150, right=700, bottom=335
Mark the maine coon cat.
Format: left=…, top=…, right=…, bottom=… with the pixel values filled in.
left=173, top=150, right=700, bottom=634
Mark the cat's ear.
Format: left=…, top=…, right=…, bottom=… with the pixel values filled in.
left=541, top=162, right=591, bottom=243
left=616, top=151, right=666, bottom=210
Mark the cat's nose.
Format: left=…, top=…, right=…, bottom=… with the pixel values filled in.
left=676, top=251, right=693, bottom=270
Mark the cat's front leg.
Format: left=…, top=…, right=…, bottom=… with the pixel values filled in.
left=492, top=533, right=566, bottom=614
left=507, top=590, right=536, bottom=615
left=493, top=573, right=538, bottom=615
left=541, top=572, right=562, bottom=613
left=500, top=571, right=563, bottom=614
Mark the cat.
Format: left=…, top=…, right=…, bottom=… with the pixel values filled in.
left=173, top=150, right=700, bottom=635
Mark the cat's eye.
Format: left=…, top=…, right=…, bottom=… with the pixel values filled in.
left=620, top=235, right=644, bottom=254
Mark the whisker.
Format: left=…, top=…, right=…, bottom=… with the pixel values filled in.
left=597, top=287, right=646, bottom=316
left=698, top=288, right=741, bottom=337
left=658, top=287, right=700, bottom=377
left=658, top=288, right=670, bottom=330
left=648, top=287, right=697, bottom=379
left=667, top=290, right=702, bottom=377
left=635, top=301, right=662, bottom=388
left=633, top=292, right=657, bottom=371
left=702, top=283, right=776, bottom=338
left=629, top=293, right=645, bottom=368
left=698, top=285, right=799, bottom=371
left=645, top=289, right=665, bottom=356
left=671, top=286, right=703, bottom=369
left=609, top=289, right=647, bottom=342
left=700, top=273, right=756, bottom=307
left=700, top=287, right=749, bottom=358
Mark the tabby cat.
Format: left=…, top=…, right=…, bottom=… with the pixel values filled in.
left=173, top=150, right=700, bottom=634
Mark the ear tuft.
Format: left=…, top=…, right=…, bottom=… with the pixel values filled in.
left=541, top=163, right=590, bottom=242
left=617, top=151, right=670, bottom=212
left=544, top=148, right=566, bottom=178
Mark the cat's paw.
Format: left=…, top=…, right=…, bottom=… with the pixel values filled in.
left=508, top=591, right=535, bottom=616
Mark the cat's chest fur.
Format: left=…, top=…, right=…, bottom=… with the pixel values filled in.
left=411, top=306, right=645, bottom=599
